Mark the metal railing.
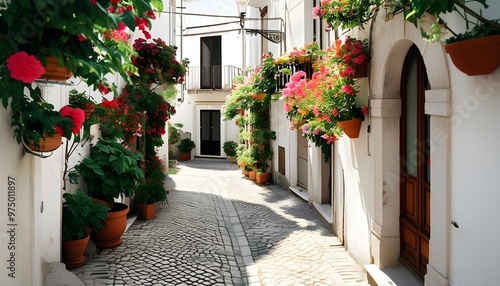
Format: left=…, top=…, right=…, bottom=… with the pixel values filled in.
left=275, top=61, right=315, bottom=91
left=184, top=65, right=243, bottom=91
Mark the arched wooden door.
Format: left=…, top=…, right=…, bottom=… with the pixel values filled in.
left=400, top=45, right=431, bottom=279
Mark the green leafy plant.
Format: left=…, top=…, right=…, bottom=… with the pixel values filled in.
left=62, top=190, right=109, bottom=241
left=395, top=0, right=500, bottom=42
left=11, top=88, right=85, bottom=149
left=223, top=141, right=238, bottom=157
left=68, top=89, right=96, bottom=111
left=130, top=38, right=187, bottom=86
left=134, top=180, right=167, bottom=206
left=0, top=0, right=163, bottom=150
left=238, top=149, right=256, bottom=171
left=177, top=138, right=196, bottom=153
left=71, top=138, right=144, bottom=207
left=312, top=0, right=379, bottom=31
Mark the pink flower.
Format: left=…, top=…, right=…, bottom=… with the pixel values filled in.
left=7, top=52, right=45, bottom=83
left=284, top=102, right=291, bottom=113
left=291, top=70, right=306, bottom=82
left=340, top=65, right=355, bottom=77
left=56, top=106, right=85, bottom=136
left=332, top=108, right=339, bottom=117
left=353, top=54, right=366, bottom=65
left=341, top=84, right=354, bottom=96
left=312, top=6, right=322, bottom=19
left=313, top=106, right=320, bottom=116
left=78, top=34, right=87, bottom=42
left=361, top=106, right=369, bottom=115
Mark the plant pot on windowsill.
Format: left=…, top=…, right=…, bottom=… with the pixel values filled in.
left=444, top=35, right=500, bottom=76
left=338, top=118, right=362, bottom=139
left=39, top=56, right=72, bottom=81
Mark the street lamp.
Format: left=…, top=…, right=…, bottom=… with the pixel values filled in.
left=236, top=0, right=249, bottom=29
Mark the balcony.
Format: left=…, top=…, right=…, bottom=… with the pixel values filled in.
left=275, top=60, right=315, bottom=91
left=185, top=65, right=243, bottom=92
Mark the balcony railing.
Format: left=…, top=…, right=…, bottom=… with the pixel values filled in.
left=184, top=62, right=314, bottom=93
left=275, top=61, right=315, bottom=91
left=185, top=65, right=243, bottom=91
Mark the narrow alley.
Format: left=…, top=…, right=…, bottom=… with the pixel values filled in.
left=71, top=159, right=369, bottom=286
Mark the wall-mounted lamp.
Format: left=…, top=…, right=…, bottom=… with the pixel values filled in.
left=235, top=0, right=283, bottom=44
left=236, top=0, right=249, bottom=29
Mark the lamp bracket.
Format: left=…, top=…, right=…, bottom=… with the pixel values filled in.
left=245, top=29, right=282, bottom=43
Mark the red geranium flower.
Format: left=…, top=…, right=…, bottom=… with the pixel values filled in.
left=7, top=52, right=46, bottom=83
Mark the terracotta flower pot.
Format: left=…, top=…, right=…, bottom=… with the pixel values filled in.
left=248, top=170, right=256, bottom=180
left=353, top=61, right=368, bottom=78
left=26, top=133, right=63, bottom=152
left=39, top=56, right=72, bottom=81
left=242, top=166, right=249, bottom=176
left=91, top=203, right=129, bottom=249
left=229, top=156, right=237, bottom=163
left=178, top=152, right=191, bottom=161
left=82, top=107, right=95, bottom=120
left=444, top=35, right=500, bottom=76
left=139, top=203, right=156, bottom=220
left=256, top=172, right=271, bottom=185
left=254, top=92, right=266, bottom=101
left=62, top=234, right=90, bottom=269
left=338, top=118, right=362, bottom=139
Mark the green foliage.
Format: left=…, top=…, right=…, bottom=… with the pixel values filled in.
left=71, top=139, right=144, bottom=206
left=134, top=181, right=167, bottom=205
left=177, top=138, right=195, bottom=153
left=62, top=190, right=109, bottom=241
left=237, top=149, right=256, bottom=170
left=10, top=88, right=74, bottom=148
left=68, top=89, right=96, bottom=110
left=445, top=19, right=500, bottom=43
left=223, top=141, right=238, bottom=156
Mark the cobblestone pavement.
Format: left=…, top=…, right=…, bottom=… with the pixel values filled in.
left=72, top=159, right=368, bottom=286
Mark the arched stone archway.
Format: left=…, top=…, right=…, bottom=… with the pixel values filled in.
left=369, top=11, right=451, bottom=286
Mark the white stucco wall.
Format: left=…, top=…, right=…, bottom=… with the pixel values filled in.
left=0, top=104, right=34, bottom=285
left=449, top=69, right=500, bottom=286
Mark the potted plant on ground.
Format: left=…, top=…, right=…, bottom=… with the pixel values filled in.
left=177, top=138, right=195, bottom=161
left=71, top=138, right=144, bottom=248
left=62, top=190, right=109, bottom=269
left=223, top=141, right=238, bottom=162
left=133, top=174, right=167, bottom=220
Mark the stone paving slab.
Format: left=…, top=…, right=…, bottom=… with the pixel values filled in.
left=71, top=159, right=369, bottom=286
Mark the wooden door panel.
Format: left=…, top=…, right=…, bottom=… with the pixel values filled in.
left=401, top=222, right=418, bottom=266
left=419, top=236, right=429, bottom=273
left=404, top=177, right=418, bottom=224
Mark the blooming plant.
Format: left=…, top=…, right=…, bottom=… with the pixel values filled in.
left=130, top=38, right=187, bottom=86
left=0, top=0, right=163, bottom=151
left=10, top=87, right=84, bottom=149
left=69, top=89, right=96, bottom=111
left=312, top=0, right=379, bottom=30
left=281, top=37, right=369, bottom=159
